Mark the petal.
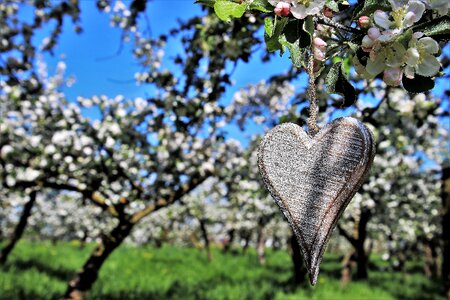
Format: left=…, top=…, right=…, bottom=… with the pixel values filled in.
left=404, top=65, right=416, bottom=79
left=407, top=1, right=425, bottom=22
left=413, top=31, right=424, bottom=39
left=368, top=27, right=381, bottom=40
left=366, top=55, right=386, bottom=76
left=383, top=68, right=403, bottom=86
left=290, top=5, right=308, bottom=19
left=416, top=54, right=440, bottom=77
left=405, top=48, right=420, bottom=66
left=374, top=10, right=393, bottom=29
left=403, top=11, right=416, bottom=28
left=418, top=37, right=440, bottom=54
left=268, top=0, right=279, bottom=5
left=362, top=35, right=375, bottom=49
left=386, top=42, right=406, bottom=67
left=378, top=30, right=397, bottom=42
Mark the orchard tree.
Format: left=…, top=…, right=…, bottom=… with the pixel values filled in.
left=0, top=1, right=281, bottom=299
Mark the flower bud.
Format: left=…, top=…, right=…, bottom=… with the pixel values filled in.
left=313, top=48, right=325, bottom=61
left=274, top=1, right=290, bottom=17
left=358, top=16, right=371, bottom=28
left=367, top=27, right=380, bottom=40
left=361, top=35, right=374, bottom=52
left=313, top=37, right=327, bottom=50
left=323, top=6, right=334, bottom=18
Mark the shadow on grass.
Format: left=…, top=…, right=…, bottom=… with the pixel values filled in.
left=3, top=257, right=74, bottom=281
left=363, top=269, right=444, bottom=300
left=92, top=263, right=297, bottom=300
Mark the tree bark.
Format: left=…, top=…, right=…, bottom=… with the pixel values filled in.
left=256, top=223, right=266, bottom=265
left=423, top=238, right=439, bottom=279
left=222, top=228, right=235, bottom=253
left=341, top=251, right=356, bottom=286
left=289, top=234, right=307, bottom=285
left=441, top=166, right=450, bottom=299
left=63, top=220, right=134, bottom=300
left=337, top=207, right=371, bottom=281
left=241, top=231, right=251, bottom=254
left=0, top=190, right=37, bottom=265
left=198, top=218, right=212, bottom=262
left=355, top=208, right=370, bottom=279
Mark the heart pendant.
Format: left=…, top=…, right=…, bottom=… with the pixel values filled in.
left=258, top=117, right=375, bottom=285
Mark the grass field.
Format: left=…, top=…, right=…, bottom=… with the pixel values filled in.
left=0, top=240, right=445, bottom=300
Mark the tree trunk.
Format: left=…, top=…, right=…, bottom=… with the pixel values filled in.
left=63, top=220, right=134, bottom=300
left=222, top=228, right=235, bottom=253
left=441, top=166, right=450, bottom=299
left=337, top=207, right=371, bottom=282
left=198, top=218, right=212, bottom=262
left=341, top=251, right=357, bottom=286
left=355, top=208, right=370, bottom=279
left=242, top=231, right=251, bottom=254
left=423, top=239, right=439, bottom=279
left=256, top=223, right=266, bottom=265
left=0, top=190, right=37, bottom=265
left=290, top=234, right=307, bottom=285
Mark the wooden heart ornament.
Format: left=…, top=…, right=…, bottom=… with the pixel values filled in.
left=258, top=117, right=375, bottom=285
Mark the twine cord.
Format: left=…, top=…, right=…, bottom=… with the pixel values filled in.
left=306, top=52, right=319, bottom=136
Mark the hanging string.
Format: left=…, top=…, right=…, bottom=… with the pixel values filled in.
left=306, top=51, right=319, bottom=136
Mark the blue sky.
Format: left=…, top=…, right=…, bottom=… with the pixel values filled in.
left=18, top=1, right=449, bottom=149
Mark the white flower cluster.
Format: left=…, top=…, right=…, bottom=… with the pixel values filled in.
left=354, top=0, right=441, bottom=86
left=269, top=0, right=326, bottom=19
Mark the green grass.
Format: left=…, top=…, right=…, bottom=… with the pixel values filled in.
left=0, top=240, right=444, bottom=300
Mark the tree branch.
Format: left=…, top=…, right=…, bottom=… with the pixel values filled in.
left=337, top=224, right=358, bottom=248
left=130, top=171, right=212, bottom=224
left=314, top=16, right=362, bottom=34
left=10, top=179, right=119, bottom=217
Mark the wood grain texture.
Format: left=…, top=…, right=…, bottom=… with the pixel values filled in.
left=258, top=117, right=375, bottom=285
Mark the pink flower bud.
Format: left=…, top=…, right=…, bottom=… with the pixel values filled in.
left=313, top=37, right=327, bottom=50
left=323, top=6, right=334, bottom=18
left=367, top=27, right=380, bottom=40
left=313, top=48, right=325, bottom=61
left=358, top=16, right=371, bottom=28
left=361, top=35, right=374, bottom=52
left=274, top=1, right=290, bottom=17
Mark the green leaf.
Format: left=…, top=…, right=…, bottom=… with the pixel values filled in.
left=279, top=35, right=307, bottom=68
left=264, top=17, right=288, bottom=52
left=214, top=0, right=246, bottom=22
left=249, top=0, right=272, bottom=12
left=195, top=0, right=216, bottom=7
left=412, top=15, right=450, bottom=41
left=283, top=19, right=301, bottom=43
left=264, top=17, right=274, bottom=37
left=326, top=62, right=356, bottom=107
left=402, top=75, right=435, bottom=93
left=280, top=19, right=307, bottom=68
left=299, top=16, right=314, bottom=48
left=354, top=0, right=390, bottom=18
